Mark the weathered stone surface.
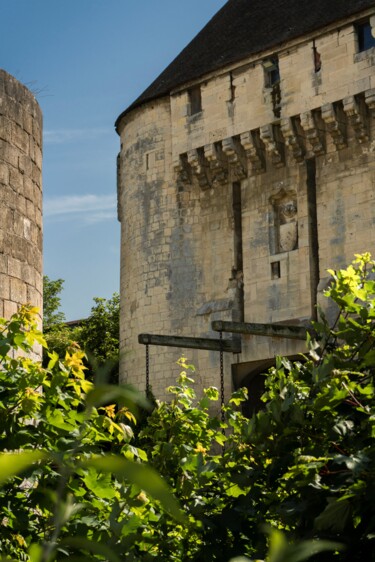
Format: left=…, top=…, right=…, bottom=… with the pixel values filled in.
left=117, top=7, right=375, bottom=401
left=0, top=70, right=43, bottom=354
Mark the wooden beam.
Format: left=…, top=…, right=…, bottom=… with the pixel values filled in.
left=138, top=333, right=241, bottom=353
left=211, top=320, right=309, bottom=340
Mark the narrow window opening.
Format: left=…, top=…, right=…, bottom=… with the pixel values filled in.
left=232, top=183, right=243, bottom=274
left=313, top=40, right=321, bottom=72
left=263, top=57, right=280, bottom=87
left=145, top=151, right=155, bottom=171
left=232, top=182, right=244, bottom=323
left=306, top=158, right=320, bottom=320
left=229, top=72, right=236, bottom=102
left=263, top=57, right=281, bottom=118
left=271, top=261, right=280, bottom=280
left=188, top=86, right=202, bottom=115
left=356, top=20, right=375, bottom=52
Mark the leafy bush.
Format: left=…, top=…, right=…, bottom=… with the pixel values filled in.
left=0, top=306, right=182, bottom=561
left=137, top=253, right=375, bottom=561
left=43, top=276, right=120, bottom=383
left=1, top=254, right=375, bottom=561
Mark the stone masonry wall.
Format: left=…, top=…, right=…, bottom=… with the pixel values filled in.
left=118, top=11, right=375, bottom=400
left=0, top=70, right=43, bottom=353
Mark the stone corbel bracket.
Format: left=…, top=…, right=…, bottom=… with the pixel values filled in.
left=240, top=130, right=266, bottom=174
left=343, top=95, right=369, bottom=144
left=260, top=124, right=285, bottom=168
left=187, top=148, right=211, bottom=189
left=300, top=110, right=325, bottom=156
left=321, top=102, right=347, bottom=150
left=174, top=153, right=192, bottom=189
left=280, top=117, right=305, bottom=163
left=222, top=136, right=247, bottom=180
left=204, top=143, right=228, bottom=187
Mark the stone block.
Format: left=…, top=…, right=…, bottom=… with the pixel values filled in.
left=0, top=274, right=10, bottom=299
left=12, top=123, right=29, bottom=154
left=10, top=277, right=27, bottom=303
left=11, top=235, right=28, bottom=262
left=8, top=256, right=22, bottom=279
left=9, top=167, right=23, bottom=193
left=0, top=162, right=9, bottom=185
left=3, top=300, right=17, bottom=318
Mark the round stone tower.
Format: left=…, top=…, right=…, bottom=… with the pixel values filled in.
left=0, top=70, right=43, bottom=339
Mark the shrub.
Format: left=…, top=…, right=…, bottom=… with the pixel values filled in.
left=0, top=305, right=182, bottom=561
left=1, top=253, right=375, bottom=561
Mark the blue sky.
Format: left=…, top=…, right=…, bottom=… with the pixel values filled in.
left=1, top=0, right=227, bottom=320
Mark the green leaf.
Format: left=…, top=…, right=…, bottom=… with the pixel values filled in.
left=281, top=540, right=344, bottom=562
left=47, top=408, right=78, bottom=431
left=83, top=467, right=117, bottom=499
left=85, top=384, right=149, bottom=412
left=314, top=499, right=352, bottom=532
left=59, top=537, right=121, bottom=562
left=266, top=528, right=343, bottom=562
left=0, top=450, right=46, bottom=485
left=225, top=484, right=247, bottom=498
left=81, top=455, right=186, bottom=523
left=28, top=544, right=43, bottom=562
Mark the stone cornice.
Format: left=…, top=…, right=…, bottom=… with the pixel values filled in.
left=174, top=89, right=375, bottom=188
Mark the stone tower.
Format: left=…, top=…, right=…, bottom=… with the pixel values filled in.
left=116, top=0, right=375, bottom=403
left=0, top=70, right=43, bottom=345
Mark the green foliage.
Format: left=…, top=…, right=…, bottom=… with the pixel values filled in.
left=3, top=254, right=375, bottom=560
left=43, top=276, right=120, bottom=383
left=135, top=254, right=375, bottom=561
left=79, top=293, right=120, bottom=384
left=0, top=305, right=182, bottom=561
left=79, top=294, right=120, bottom=365
left=43, top=276, right=66, bottom=330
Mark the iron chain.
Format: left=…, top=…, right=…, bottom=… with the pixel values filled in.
left=145, top=344, right=150, bottom=397
left=219, top=331, right=225, bottom=422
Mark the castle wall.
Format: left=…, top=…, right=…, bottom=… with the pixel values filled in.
left=0, top=70, right=43, bottom=348
left=118, top=14, right=375, bottom=400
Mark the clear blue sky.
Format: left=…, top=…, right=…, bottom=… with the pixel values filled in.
left=1, top=0, right=227, bottom=320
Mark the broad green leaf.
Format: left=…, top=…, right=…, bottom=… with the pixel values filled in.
left=83, top=467, right=117, bottom=499
left=314, top=499, right=352, bottom=532
left=280, top=540, right=344, bottom=562
left=81, top=455, right=186, bottom=522
left=47, top=408, right=77, bottom=431
left=85, top=384, right=149, bottom=412
left=28, top=544, right=43, bottom=562
left=268, top=528, right=288, bottom=562
left=0, top=450, right=46, bottom=485
left=225, top=484, right=247, bottom=498
left=59, top=537, right=121, bottom=562
left=267, top=528, right=343, bottom=562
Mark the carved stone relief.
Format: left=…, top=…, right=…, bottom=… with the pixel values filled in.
left=269, top=190, right=298, bottom=254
